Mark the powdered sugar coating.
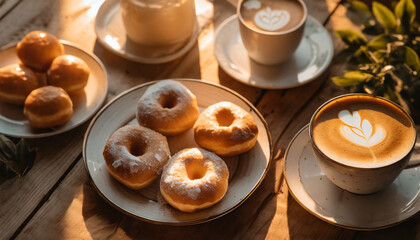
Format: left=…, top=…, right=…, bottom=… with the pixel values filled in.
left=193, top=101, right=259, bottom=156
left=103, top=125, right=171, bottom=189
left=136, top=80, right=199, bottom=136
left=160, top=148, right=229, bottom=211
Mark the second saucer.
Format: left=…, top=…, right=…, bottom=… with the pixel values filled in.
left=214, top=15, right=333, bottom=89
left=95, top=0, right=200, bottom=64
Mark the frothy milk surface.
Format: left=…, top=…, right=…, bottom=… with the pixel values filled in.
left=239, top=0, right=304, bottom=33
left=120, top=0, right=195, bottom=46
left=312, top=95, right=415, bottom=167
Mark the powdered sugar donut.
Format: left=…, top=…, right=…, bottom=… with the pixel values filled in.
left=160, top=148, right=229, bottom=212
left=103, top=125, right=171, bottom=189
left=193, top=101, right=258, bottom=156
left=136, top=80, right=199, bottom=136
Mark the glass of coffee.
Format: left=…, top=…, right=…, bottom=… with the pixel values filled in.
left=237, top=0, right=307, bottom=65
left=309, top=94, right=418, bottom=194
left=120, top=0, right=196, bottom=54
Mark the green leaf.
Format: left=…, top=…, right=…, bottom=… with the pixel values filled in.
left=335, top=30, right=367, bottom=47
left=350, top=47, right=372, bottom=64
left=349, top=0, right=371, bottom=14
left=0, top=135, right=16, bottom=160
left=0, top=135, right=36, bottom=178
left=362, top=19, right=385, bottom=35
left=332, top=71, right=373, bottom=87
left=395, top=0, right=416, bottom=33
left=15, top=139, right=35, bottom=177
left=372, top=2, right=397, bottom=31
left=367, top=34, right=394, bottom=50
left=404, top=46, right=420, bottom=71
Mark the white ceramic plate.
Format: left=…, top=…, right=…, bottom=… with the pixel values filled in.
left=83, top=79, right=272, bottom=225
left=0, top=41, right=108, bottom=138
left=214, top=15, right=334, bottom=89
left=95, top=0, right=200, bottom=64
left=284, top=125, right=420, bottom=230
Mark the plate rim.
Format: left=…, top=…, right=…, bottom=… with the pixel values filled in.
left=82, top=78, right=273, bottom=225
left=94, top=0, right=201, bottom=64
left=0, top=40, right=109, bottom=138
left=284, top=124, right=420, bottom=231
left=214, top=15, right=334, bottom=90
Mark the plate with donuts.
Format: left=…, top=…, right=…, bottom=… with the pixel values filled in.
left=0, top=31, right=108, bottom=138
left=83, top=79, right=272, bottom=225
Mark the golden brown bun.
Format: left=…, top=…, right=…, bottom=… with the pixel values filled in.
left=24, top=86, right=73, bottom=128
left=137, top=80, right=199, bottom=136
left=103, top=125, right=171, bottom=189
left=194, top=102, right=258, bottom=156
left=0, top=64, right=40, bottom=105
left=160, top=148, right=229, bottom=212
left=17, top=31, right=64, bottom=71
left=47, top=55, right=90, bottom=95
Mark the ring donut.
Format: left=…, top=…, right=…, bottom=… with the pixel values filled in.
left=137, top=80, right=199, bottom=136
left=103, top=125, right=171, bottom=189
left=160, top=148, right=229, bottom=212
left=193, top=101, right=258, bottom=156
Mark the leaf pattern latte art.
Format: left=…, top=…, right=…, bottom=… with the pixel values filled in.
left=338, top=110, right=386, bottom=147
left=254, top=7, right=290, bottom=31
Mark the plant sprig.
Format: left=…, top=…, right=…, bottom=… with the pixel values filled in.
left=0, top=135, right=36, bottom=179
left=333, top=0, right=420, bottom=121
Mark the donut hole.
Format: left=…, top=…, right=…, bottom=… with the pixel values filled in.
left=129, top=143, right=146, bottom=157
left=158, top=93, right=178, bottom=109
left=186, top=161, right=207, bottom=180
left=216, top=109, right=235, bottom=127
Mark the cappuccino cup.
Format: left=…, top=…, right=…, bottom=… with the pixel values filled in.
left=309, top=94, right=419, bottom=194
left=237, top=0, right=307, bottom=65
left=120, top=0, right=196, bottom=55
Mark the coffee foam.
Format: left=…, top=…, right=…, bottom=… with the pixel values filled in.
left=338, top=110, right=386, bottom=148
left=312, top=95, right=416, bottom=168
left=240, top=0, right=304, bottom=33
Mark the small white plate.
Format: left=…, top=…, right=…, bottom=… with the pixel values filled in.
left=95, top=0, right=200, bottom=64
left=0, top=41, right=108, bottom=138
left=83, top=79, right=272, bottom=225
left=214, top=15, right=334, bottom=89
left=284, top=125, right=420, bottom=230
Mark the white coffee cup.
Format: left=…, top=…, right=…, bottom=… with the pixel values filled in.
left=120, top=0, right=196, bottom=53
left=309, top=94, right=419, bottom=194
left=237, top=0, right=307, bottom=65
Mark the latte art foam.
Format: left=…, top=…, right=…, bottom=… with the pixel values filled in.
left=338, top=110, right=386, bottom=148
left=240, top=0, right=304, bottom=33
left=312, top=95, right=416, bottom=167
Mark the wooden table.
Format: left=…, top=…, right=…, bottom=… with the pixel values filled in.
left=1, top=0, right=420, bottom=239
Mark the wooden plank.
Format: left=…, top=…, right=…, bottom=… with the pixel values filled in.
left=0, top=125, right=88, bottom=239
left=0, top=0, right=105, bottom=238
left=238, top=1, right=357, bottom=239
left=14, top=0, right=343, bottom=240
left=0, top=0, right=22, bottom=21
left=0, top=0, right=263, bottom=239
left=252, top=3, right=420, bottom=239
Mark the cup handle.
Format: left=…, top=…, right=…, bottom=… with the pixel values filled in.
left=406, top=142, right=420, bottom=168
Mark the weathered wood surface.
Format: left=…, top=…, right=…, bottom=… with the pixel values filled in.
left=1, top=0, right=420, bottom=239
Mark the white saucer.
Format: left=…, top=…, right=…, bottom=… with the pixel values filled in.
left=0, top=41, right=108, bottom=138
left=214, top=15, right=334, bottom=89
left=284, top=125, right=420, bottom=230
left=95, top=0, right=200, bottom=64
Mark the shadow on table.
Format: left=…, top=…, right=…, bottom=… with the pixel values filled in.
left=81, top=160, right=277, bottom=239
